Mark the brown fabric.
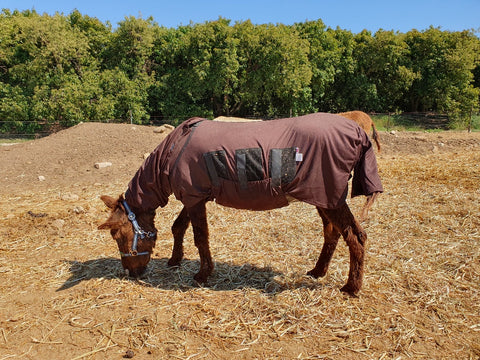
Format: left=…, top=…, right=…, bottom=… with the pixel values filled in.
left=125, top=113, right=383, bottom=211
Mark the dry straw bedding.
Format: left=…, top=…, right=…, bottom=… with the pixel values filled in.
left=0, top=125, right=479, bottom=359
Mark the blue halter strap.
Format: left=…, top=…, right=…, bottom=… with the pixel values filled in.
left=120, top=200, right=156, bottom=257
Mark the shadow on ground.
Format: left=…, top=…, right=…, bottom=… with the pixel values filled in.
left=57, top=257, right=324, bottom=294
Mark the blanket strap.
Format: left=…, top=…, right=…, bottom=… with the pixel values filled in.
left=204, top=153, right=221, bottom=187
left=270, top=149, right=283, bottom=187
left=236, top=152, right=248, bottom=189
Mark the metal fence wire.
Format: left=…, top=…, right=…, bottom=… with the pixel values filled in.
left=1, top=112, right=479, bottom=139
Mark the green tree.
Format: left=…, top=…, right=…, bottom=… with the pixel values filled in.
left=0, top=9, right=109, bottom=126
left=0, top=82, right=31, bottom=132
left=352, top=30, right=419, bottom=112
left=1, top=10, right=479, bottom=129
left=149, top=24, right=211, bottom=120
left=234, top=21, right=312, bottom=117
left=3, top=11, right=90, bottom=94
left=198, top=18, right=241, bottom=116
left=317, top=27, right=357, bottom=112
left=99, top=68, right=151, bottom=122
left=168, top=18, right=241, bottom=117
left=68, top=10, right=112, bottom=64
left=151, top=19, right=313, bottom=120
left=102, top=16, right=156, bottom=78
left=404, top=27, right=480, bottom=115
left=295, top=20, right=344, bottom=112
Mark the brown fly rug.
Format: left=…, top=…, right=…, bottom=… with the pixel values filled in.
left=127, top=113, right=382, bottom=210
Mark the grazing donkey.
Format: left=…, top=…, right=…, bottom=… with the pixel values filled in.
left=99, top=112, right=383, bottom=296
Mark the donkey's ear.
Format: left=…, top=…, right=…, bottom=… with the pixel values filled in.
left=98, top=220, right=115, bottom=230
left=100, top=195, right=119, bottom=209
left=98, top=195, right=127, bottom=230
left=98, top=209, right=125, bottom=230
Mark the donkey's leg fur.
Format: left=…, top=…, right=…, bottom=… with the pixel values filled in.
left=168, top=206, right=190, bottom=266
left=187, top=200, right=214, bottom=284
left=307, top=208, right=341, bottom=278
left=316, top=203, right=367, bottom=296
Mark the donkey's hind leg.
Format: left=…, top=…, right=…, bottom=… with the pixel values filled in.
left=168, top=206, right=190, bottom=266
left=320, top=204, right=367, bottom=296
left=307, top=208, right=341, bottom=278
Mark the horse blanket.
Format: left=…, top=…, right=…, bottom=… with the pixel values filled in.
left=125, top=113, right=383, bottom=211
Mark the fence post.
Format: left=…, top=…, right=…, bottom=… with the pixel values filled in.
left=468, top=107, right=472, bottom=133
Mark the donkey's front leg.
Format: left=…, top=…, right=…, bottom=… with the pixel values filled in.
left=322, top=203, right=367, bottom=296
left=168, top=206, right=190, bottom=266
left=187, top=200, right=214, bottom=284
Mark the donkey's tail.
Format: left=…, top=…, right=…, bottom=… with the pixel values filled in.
left=360, top=191, right=380, bottom=222
left=371, top=122, right=381, bottom=152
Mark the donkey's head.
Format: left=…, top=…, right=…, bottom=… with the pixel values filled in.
left=98, top=195, right=157, bottom=277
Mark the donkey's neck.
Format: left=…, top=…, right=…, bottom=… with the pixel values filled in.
left=125, top=119, right=202, bottom=211
left=125, top=145, right=172, bottom=211
left=135, top=209, right=157, bottom=233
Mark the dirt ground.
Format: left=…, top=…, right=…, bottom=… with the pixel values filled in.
left=0, top=122, right=479, bottom=359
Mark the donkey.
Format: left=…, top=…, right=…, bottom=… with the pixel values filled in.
left=339, top=111, right=381, bottom=152
left=99, top=113, right=383, bottom=296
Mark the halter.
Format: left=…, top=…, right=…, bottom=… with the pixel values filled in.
left=120, top=200, right=156, bottom=258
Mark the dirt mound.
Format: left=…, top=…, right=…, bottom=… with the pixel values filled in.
left=0, top=122, right=171, bottom=194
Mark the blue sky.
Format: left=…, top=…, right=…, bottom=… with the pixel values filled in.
left=2, top=0, right=479, bottom=33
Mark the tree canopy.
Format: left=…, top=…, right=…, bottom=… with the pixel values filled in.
left=1, top=9, right=479, bottom=131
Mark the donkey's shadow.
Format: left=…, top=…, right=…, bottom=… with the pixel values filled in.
left=57, top=257, right=323, bottom=293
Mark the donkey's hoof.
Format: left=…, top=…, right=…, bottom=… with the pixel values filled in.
left=193, top=272, right=209, bottom=285
left=307, top=268, right=326, bottom=279
left=340, top=284, right=360, bottom=297
left=167, top=258, right=182, bottom=267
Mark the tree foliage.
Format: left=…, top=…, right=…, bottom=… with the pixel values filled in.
left=404, top=27, right=480, bottom=116
left=1, top=9, right=479, bottom=132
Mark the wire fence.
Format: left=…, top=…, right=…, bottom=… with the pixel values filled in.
left=370, top=112, right=450, bottom=130
left=1, top=112, right=478, bottom=139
